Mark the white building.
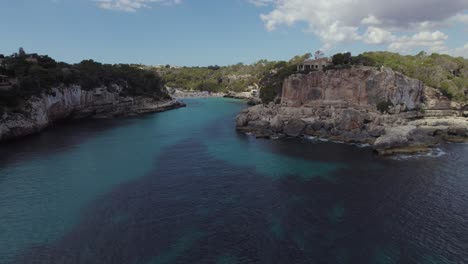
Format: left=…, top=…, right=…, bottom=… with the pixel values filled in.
left=297, top=58, right=332, bottom=72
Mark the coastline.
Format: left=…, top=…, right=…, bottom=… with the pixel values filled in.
left=236, top=67, right=468, bottom=156
left=168, top=88, right=225, bottom=99
left=0, top=86, right=186, bottom=143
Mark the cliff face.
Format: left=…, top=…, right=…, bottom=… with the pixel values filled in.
left=281, top=67, right=425, bottom=110
left=0, top=85, right=185, bottom=142
left=237, top=67, right=468, bottom=155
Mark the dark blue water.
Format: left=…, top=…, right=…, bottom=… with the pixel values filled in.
left=1, top=98, right=467, bottom=264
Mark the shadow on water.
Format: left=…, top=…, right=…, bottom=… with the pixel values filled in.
left=13, top=136, right=468, bottom=264
left=0, top=118, right=137, bottom=168
left=2, top=98, right=468, bottom=264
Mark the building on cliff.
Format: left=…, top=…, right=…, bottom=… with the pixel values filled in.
left=297, top=58, right=332, bottom=72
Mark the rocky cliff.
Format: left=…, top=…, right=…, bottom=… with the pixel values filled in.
left=0, top=85, right=185, bottom=142
left=281, top=67, right=425, bottom=110
left=236, top=67, right=468, bottom=155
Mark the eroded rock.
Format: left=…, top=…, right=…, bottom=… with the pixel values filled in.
left=236, top=66, right=468, bottom=155
left=0, top=85, right=185, bottom=142
left=284, top=119, right=306, bottom=137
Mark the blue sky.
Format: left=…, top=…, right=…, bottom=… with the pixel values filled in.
left=0, top=0, right=467, bottom=66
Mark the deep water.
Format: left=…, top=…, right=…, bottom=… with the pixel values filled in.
left=0, top=98, right=467, bottom=264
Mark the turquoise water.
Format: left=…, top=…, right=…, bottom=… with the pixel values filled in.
left=1, top=98, right=467, bottom=263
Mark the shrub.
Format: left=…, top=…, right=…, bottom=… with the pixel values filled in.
left=332, top=52, right=352, bottom=65
left=361, top=51, right=468, bottom=103
left=259, top=64, right=297, bottom=103
left=418, top=105, right=426, bottom=114
left=0, top=53, right=170, bottom=106
left=377, top=100, right=394, bottom=113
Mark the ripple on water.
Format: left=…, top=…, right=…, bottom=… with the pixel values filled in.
left=1, top=98, right=468, bottom=264
left=390, top=147, right=447, bottom=160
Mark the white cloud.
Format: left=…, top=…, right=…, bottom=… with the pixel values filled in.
left=388, top=31, right=449, bottom=53
left=96, top=0, right=181, bottom=12
left=250, top=0, right=468, bottom=54
left=452, top=43, right=468, bottom=57
left=364, top=27, right=395, bottom=44
left=448, top=13, right=468, bottom=24
left=361, top=15, right=382, bottom=26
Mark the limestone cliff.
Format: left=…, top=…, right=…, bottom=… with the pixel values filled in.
left=0, top=85, right=185, bottom=142
left=236, top=67, right=468, bottom=155
left=281, top=67, right=424, bottom=110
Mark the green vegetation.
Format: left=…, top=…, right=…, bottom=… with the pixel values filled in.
left=163, top=53, right=308, bottom=104
left=361, top=51, right=468, bottom=103
left=158, top=61, right=279, bottom=93
left=377, top=100, right=394, bottom=113
left=332, top=52, right=352, bottom=65
left=259, top=62, right=298, bottom=103
left=0, top=49, right=169, bottom=110
left=328, top=51, right=467, bottom=103
left=158, top=53, right=313, bottom=103
left=255, top=53, right=312, bottom=103
left=161, top=51, right=464, bottom=105
left=2, top=48, right=465, bottom=111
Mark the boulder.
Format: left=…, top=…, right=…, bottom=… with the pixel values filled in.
left=368, top=125, right=385, bottom=137
left=308, top=119, right=325, bottom=131
left=236, top=113, right=249, bottom=127
left=447, top=126, right=466, bottom=137
left=334, top=109, right=365, bottom=131
left=284, top=119, right=306, bottom=137
left=374, top=126, right=414, bottom=150
left=270, top=115, right=284, bottom=132
left=247, top=120, right=270, bottom=130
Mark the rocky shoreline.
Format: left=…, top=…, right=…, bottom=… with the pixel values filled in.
left=168, top=88, right=225, bottom=99
left=169, top=88, right=262, bottom=105
left=0, top=85, right=186, bottom=142
left=223, top=92, right=262, bottom=105
left=236, top=67, right=468, bottom=155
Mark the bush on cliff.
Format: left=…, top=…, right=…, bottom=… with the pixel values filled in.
left=259, top=63, right=297, bottom=103
left=361, top=52, right=468, bottom=103
left=377, top=100, right=394, bottom=113
left=0, top=52, right=169, bottom=109
left=332, top=52, right=352, bottom=65
left=258, top=54, right=311, bottom=103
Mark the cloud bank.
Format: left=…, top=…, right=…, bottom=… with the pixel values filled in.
left=251, top=0, right=468, bottom=55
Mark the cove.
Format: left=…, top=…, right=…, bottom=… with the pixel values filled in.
left=1, top=98, right=468, bottom=264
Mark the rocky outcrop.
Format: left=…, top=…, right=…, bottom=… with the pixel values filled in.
left=281, top=67, right=424, bottom=110
left=236, top=67, right=468, bottom=155
left=0, top=85, right=185, bottom=142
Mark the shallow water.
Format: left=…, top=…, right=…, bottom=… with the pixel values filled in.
left=0, top=98, right=467, bottom=264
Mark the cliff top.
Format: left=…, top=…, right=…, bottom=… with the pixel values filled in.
left=0, top=52, right=170, bottom=113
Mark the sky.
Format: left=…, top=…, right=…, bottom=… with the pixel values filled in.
left=0, top=0, right=467, bottom=66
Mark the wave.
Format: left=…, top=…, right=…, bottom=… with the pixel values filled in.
left=391, top=148, right=447, bottom=160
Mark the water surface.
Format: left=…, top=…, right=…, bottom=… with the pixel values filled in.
left=1, top=98, right=467, bottom=263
